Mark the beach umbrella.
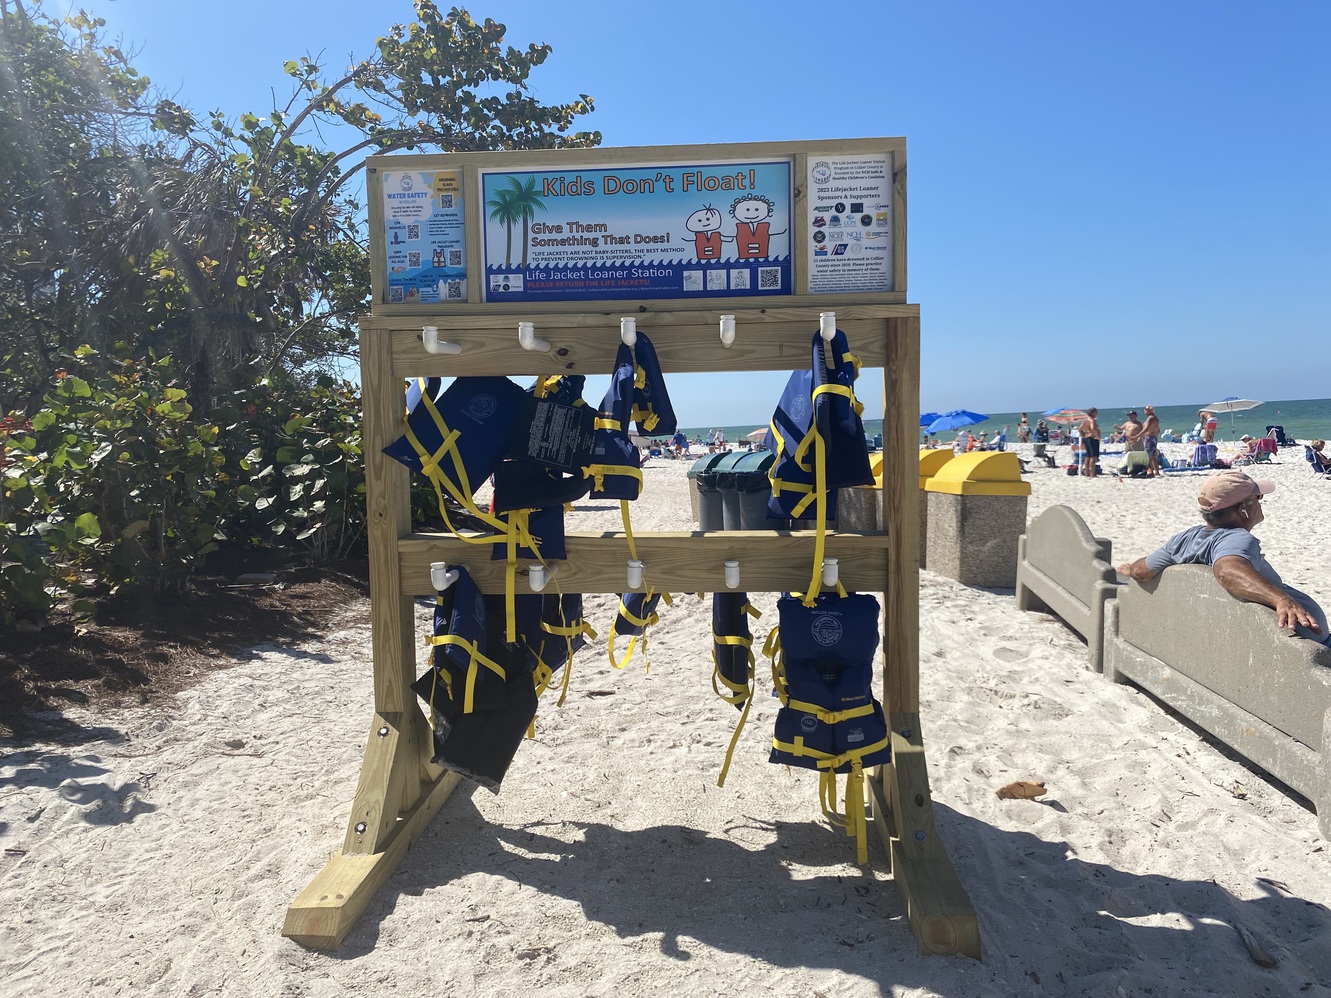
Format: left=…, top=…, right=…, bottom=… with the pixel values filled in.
left=1204, top=397, right=1263, bottom=436
left=1042, top=407, right=1088, bottom=424
left=745, top=427, right=768, bottom=444
left=919, top=411, right=940, bottom=427
left=926, top=410, right=987, bottom=434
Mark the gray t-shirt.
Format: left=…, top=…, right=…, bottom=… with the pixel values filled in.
left=1145, top=524, right=1329, bottom=643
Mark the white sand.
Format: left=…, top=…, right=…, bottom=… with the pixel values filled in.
left=4, top=440, right=1331, bottom=997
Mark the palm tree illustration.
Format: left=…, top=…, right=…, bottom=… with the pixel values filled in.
left=505, top=176, right=548, bottom=268
left=487, top=187, right=521, bottom=268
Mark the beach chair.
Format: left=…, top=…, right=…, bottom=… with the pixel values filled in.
left=1252, top=437, right=1277, bottom=463
left=1305, top=445, right=1331, bottom=478
left=1267, top=424, right=1293, bottom=447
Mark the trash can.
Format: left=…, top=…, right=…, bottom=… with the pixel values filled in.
left=837, top=452, right=884, bottom=532
left=710, top=452, right=752, bottom=531
left=924, top=452, right=1031, bottom=587
left=730, top=451, right=776, bottom=530
left=917, top=449, right=955, bottom=568
left=698, top=453, right=745, bottom=531
left=688, top=452, right=729, bottom=524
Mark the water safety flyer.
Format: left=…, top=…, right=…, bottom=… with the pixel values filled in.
left=806, top=155, right=893, bottom=294
left=480, top=161, right=791, bottom=302
left=382, top=170, right=467, bottom=304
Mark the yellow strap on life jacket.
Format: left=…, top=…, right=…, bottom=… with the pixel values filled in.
left=711, top=599, right=763, bottom=788
left=594, top=416, right=622, bottom=431
left=607, top=590, right=672, bottom=671
left=582, top=463, right=643, bottom=494
left=783, top=698, right=874, bottom=725
left=715, top=665, right=754, bottom=790
left=427, top=633, right=508, bottom=714
left=630, top=405, right=659, bottom=432
left=770, top=735, right=887, bottom=864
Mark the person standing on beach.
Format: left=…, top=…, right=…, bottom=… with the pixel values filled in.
left=1141, top=405, right=1161, bottom=476
left=1121, top=410, right=1144, bottom=452
left=1117, top=470, right=1328, bottom=644
left=1079, top=408, right=1101, bottom=478
left=1018, top=413, right=1031, bottom=443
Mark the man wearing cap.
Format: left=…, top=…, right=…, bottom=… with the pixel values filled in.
left=1141, top=405, right=1161, bottom=476
left=1118, top=470, right=1328, bottom=644
left=1122, top=410, right=1145, bottom=452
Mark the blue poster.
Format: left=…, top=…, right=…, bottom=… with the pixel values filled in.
left=383, top=170, right=467, bottom=304
left=480, top=161, right=792, bottom=302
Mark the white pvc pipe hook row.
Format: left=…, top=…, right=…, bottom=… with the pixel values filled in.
left=719, top=314, right=736, bottom=348
left=620, top=317, right=637, bottom=347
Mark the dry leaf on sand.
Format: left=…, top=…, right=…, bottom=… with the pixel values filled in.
left=996, top=780, right=1048, bottom=800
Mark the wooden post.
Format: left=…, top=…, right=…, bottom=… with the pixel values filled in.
left=873, top=314, right=981, bottom=957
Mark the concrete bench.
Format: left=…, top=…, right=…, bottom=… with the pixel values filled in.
left=1015, top=505, right=1119, bottom=672
left=1104, top=565, right=1331, bottom=836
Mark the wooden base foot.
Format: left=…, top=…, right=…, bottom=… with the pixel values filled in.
left=283, top=769, right=462, bottom=949
left=869, top=713, right=981, bottom=959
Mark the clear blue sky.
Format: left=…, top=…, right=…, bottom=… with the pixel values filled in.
left=64, top=0, right=1330, bottom=424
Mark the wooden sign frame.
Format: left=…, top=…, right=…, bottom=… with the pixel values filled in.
left=283, top=138, right=979, bottom=958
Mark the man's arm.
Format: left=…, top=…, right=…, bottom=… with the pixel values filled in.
left=1117, top=558, right=1159, bottom=582
left=1212, top=555, right=1322, bottom=635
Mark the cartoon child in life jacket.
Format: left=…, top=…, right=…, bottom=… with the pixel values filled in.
left=730, top=194, right=786, bottom=259
left=684, top=204, right=730, bottom=261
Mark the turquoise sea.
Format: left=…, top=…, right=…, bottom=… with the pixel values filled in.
left=678, top=398, right=1331, bottom=449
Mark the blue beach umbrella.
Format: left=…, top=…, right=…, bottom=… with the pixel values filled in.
left=927, top=410, right=988, bottom=434
left=919, top=412, right=941, bottom=427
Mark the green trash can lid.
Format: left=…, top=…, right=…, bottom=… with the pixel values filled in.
left=687, top=452, right=731, bottom=478
left=731, top=450, right=775, bottom=473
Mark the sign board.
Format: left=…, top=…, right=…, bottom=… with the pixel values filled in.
left=366, top=139, right=905, bottom=309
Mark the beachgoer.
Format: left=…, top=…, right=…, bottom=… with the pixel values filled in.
left=1311, top=439, right=1329, bottom=464
left=670, top=430, right=688, bottom=457
left=1017, top=413, right=1031, bottom=443
left=1141, top=405, right=1161, bottom=476
left=1117, top=470, right=1329, bottom=644
left=1034, top=420, right=1049, bottom=443
left=1079, top=408, right=1101, bottom=478
left=1203, top=411, right=1218, bottom=443
left=1122, top=410, right=1144, bottom=452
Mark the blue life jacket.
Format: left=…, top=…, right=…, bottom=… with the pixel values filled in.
left=630, top=332, right=677, bottom=435
left=585, top=343, right=643, bottom=500
left=712, top=591, right=762, bottom=788
left=608, top=589, right=669, bottom=669
left=768, top=591, right=889, bottom=863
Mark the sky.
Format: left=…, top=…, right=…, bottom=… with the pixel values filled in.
left=57, top=0, right=1330, bottom=424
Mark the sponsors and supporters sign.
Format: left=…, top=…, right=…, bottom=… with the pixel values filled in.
left=806, top=154, right=893, bottom=294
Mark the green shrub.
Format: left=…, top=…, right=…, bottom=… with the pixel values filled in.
left=1, top=414, right=62, bottom=625
left=26, top=348, right=230, bottom=594
left=219, top=374, right=367, bottom=563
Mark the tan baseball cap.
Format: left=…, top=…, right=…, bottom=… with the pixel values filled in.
left=1197, top=470, right=1275, bottom=511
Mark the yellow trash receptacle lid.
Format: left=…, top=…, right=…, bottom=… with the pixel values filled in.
left=918, top=448, right=954, bottom=490
left=924, top=451, right=1031, bottom=496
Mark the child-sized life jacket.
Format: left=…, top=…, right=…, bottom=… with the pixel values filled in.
left=711, top=591, right=762, bottom=787
left=585, top=343, right=642, bottom=501
left=768, top=591, right=890, bottom=863
left=608, top=589, right=671, bottom=670
left=410, top=567, right=537, bottom=792
left=629, top=332, right=677, bottom=436
left=766, top=327, right=873, bottom=603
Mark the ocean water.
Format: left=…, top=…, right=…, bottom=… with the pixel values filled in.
left=678, top=398, right=1331, bottom=449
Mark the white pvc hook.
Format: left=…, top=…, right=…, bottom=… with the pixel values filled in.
left=518, top=321, right=550, bottom=353
left=620, top=316, right=637, bottom=348
left=821, top=557, right=839, bottom=588
left=719, top=314, right=736, bottom=349
left=626, top=558, right=644, bottom=590
left=422, top=325, right=462, bottom=355
left=529, top=563, right=556, bottom=592
left=818, top=311, right=837, bottom=344
left=724, top=559, right=740, bottom=589
left=430, top=561, right=460, bottom=592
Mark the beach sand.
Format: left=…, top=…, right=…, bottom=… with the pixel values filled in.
left=4, top=440, right=1331, bottom=997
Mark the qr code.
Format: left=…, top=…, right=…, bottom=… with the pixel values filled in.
left=440, top=194, right=454, bottom=209
left=388, top=287, right=404, bottom=303
left=407, top=224, right=420, bottom=240
left=449, top=249, right=462, bottom=266
left=730, top=269, right=750, bottom=290
left=682, top=270, right=703, bottom=292
left=758, top=267, right=781, bottom=289
left=408, top=252, right=421, bottom=268
left=445, top=281, right=463, bottom=300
